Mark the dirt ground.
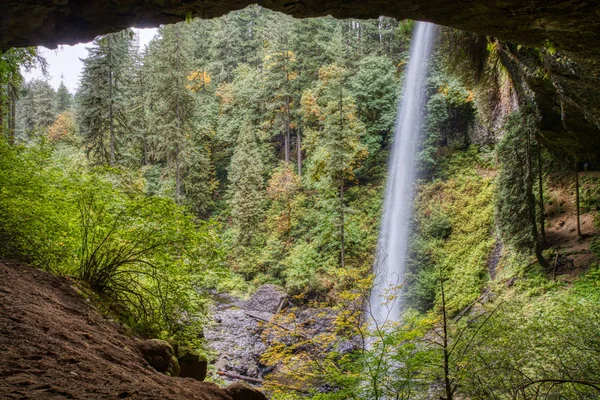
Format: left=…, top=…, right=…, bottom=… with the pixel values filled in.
left=544, top=180, right=599, bottom=279
left=0, top=261, right=237, bottom=400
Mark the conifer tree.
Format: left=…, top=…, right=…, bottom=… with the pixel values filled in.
left=55, top=77, right=72, bottom=114
left=302, top=64, right=367, bottom=268
left=228, top=118, right=265, bottom=246
left=262, top=15, right=296, bottom=164
left=496, top=109, right=549, bottom=268
left=0, top=47, right=42, bottom=143
left=78, top=31, right=133, bottom=166
left=17, top=79, right=56, bottom=139
left=150, top=23, right=197, bottom=205
left=126, top=36, right=154, bottom=166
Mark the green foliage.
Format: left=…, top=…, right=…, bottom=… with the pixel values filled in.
left=0, top=138, right=221, bottom=339
left=580, top=175, right=600, bottom=212
left=228, top=118, right=265, bottom=250
left=0, top=47, right=45, bottom=142
left=459, top=292, right=600, bottom=399
left=17, top=79, right=57, bottom=140
left=55, top=80, right=73, bottom=114
left=349, top=55, right=399, bottom=179
left=78, top=31, right=134, bottom=165
left=419, top=71, right=475, bottom=176
left=407, top=149, right=495, bottom=314
left=495, top=108, right=541, bottom=254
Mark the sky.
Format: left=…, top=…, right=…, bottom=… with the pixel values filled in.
left=22, top=28, right=158, bottom=94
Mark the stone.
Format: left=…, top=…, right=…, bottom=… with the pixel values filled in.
left=177, top=347, right=208, bottom=382
left=243, top=285, right=287, bottom=314
left=225, top=381, right=267, bottom=400
left=137, top=339, right=180, bottom=377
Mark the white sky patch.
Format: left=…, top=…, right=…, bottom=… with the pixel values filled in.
left=22, top=27, right=158, bottom=94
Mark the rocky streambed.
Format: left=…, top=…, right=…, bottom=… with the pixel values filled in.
left=204, top=285, right=288, bottom=383
left=204, top=284, right=362, bottom=389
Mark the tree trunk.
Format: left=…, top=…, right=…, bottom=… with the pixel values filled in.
left=175, top=98, right=181, bottom=205
left=440, top=271, right=453, bottom=400
left=338, top=81, right=345, bottom=269
left=175, top=25, right=182, bottom=205
left=340, top=180, right=345, bottom=269
left=175, top=143, right=181, bottom=205
left=536, top=133, right=545, bottom=246
left=109, top=69, right=115, bottom=166
left=526, top=130, right=549, bottom=268
left=296, top=127, right=302, bottom=176
left=284, top=95, right=290, bottom=163
left=0, top=86, right=5, bottom=138
left=10, top=87, right=16, bottom=144
left=575, top=157, right=582, bottom=238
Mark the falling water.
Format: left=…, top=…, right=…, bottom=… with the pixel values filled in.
left=369, top=22, right=437, bottom=327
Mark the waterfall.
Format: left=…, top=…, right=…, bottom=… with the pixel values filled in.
left=369, top=22, right=437, bottom=327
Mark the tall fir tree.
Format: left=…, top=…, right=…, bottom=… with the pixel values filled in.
left=17, top=79, right=56, bottom=140
left=262, top=14, right=297, bottom=165
left=228, top=117, right=265, bottom=247
left=302, top=64, right=367, bottom=268
left=55, top=77, right=72, bottom=114
left=149, top=23, right=199, bottom=205
left=78, top=31, right=133, bottom=166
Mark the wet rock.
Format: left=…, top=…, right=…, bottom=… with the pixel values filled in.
left=137, top=339, right=179, bottom=376
left=177, top=347, right=208, bottom=381
left=244, top=284, right=287, bottom=313
left=205, top=285, right=285, bottom=381
left=225, top=381, right=267, bottom=400
left=205, top=308, right=269, bottom=379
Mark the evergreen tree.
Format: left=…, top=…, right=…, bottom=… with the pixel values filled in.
left=262, top=14, right=297, bottom=165
left=228, top=118, right=265, bottom=246
left=302, top=64, right=367, bottom=268
left=496, top=108, right=549, bottom=268
left=55, top=77, right=72, bottom=113
left=350, top=55, right=399, bottom=168
left=0, top=47, right=42, bottom=143
left=78, top=31, right=133, bottom=166
left=215, top=63, right=265, bottom=183
left=149, top=23, right=199, bottom=205
left=16, top=79, right=56, bottom=139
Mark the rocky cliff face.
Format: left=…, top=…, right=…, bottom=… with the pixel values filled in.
left=2, top=0, right=599, bottom=60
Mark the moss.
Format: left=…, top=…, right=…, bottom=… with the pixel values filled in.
left=410, top=148, right=496, bottom=314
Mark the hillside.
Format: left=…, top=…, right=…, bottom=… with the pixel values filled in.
left=0, top=260, right=260, bottom=400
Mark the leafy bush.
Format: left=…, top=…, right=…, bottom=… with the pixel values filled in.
left=0, top=139, right=221, bottom=338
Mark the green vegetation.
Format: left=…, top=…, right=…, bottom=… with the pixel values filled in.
left=0, top=139, right=223, bottom=338
left=1, top=6, right=599, bottom=400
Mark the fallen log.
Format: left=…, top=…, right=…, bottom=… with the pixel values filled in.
left=217, top=370, right=264, bottom=384
left=245, top=312, right=307, bottom=339
left=217, top=370, right=310, bottom=394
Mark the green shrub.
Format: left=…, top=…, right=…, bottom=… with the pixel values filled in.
left=0, top=139, right=221, bottom=339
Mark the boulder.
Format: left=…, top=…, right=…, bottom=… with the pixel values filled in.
left=137, top=339, right=180, bottom=376
left=177, top=346, right=208, bottom=381
left=225, top=381, right=267, bottom=400
left=244, top=284, right=287, bottom=314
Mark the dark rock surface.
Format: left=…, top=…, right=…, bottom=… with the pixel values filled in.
left=225, top=381, right=267, bottom=400
left=2, top=0, right=599, bottom=62
left=205, top=285, right=286, bottom=381
left=137, top=339, right=180, bottom=376
left=177, top=347, right=208, bottom=382
left=243, top=284, right=287, bottom=314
